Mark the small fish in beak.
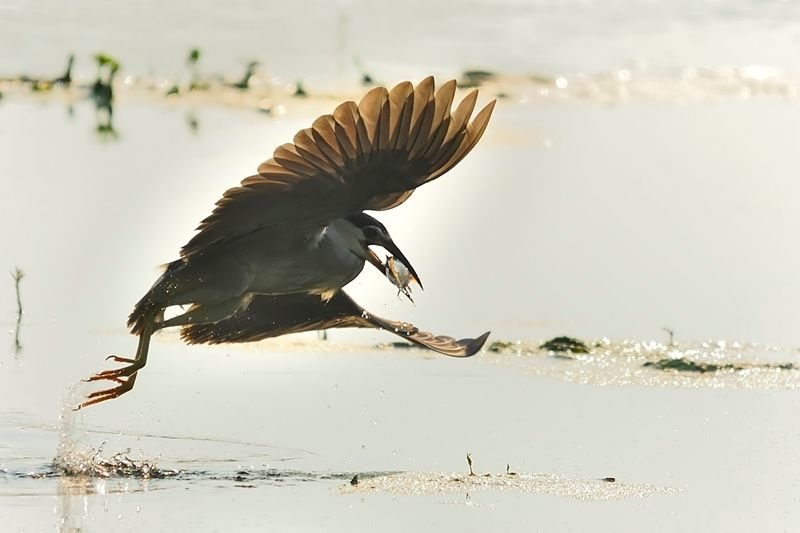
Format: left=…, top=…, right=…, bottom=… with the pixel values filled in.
left=385, top=255, right=416, bottom=302
left=364, top=249, right=418, bottom=303
left=371, top=234, right=423, bottom=291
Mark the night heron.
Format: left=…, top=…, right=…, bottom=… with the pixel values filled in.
left=81, top=77, right=496, bottom=409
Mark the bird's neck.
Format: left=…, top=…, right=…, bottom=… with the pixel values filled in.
left=319, top=219, right=367, bottom=259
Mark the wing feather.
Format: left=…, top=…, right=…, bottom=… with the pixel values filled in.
left=443, top=89, right=477, bottom=146
left=420, top=80, right=457, bottom=159
left=388, top=81, right=413, bottom=149
left=180, top=291, right=489, bottom=358
left=332, top=101, right=360, bottom=160
left=180, top=79, right=496, bottom=257
left=273, top=144, right=319, bottom=177
left=393, top=91, right=414, bottom=150
left=375, top=93, right=392, bottom=152
left=430, top=99, right=496, bottom=180
left=407, top=92, right=436, bottom=158
left=355, top=113, right=372, bottom=160
left=358, top=86, right=389, bottom=150
left=311, top=115, right=345, bottom=169
left=421, top=115, right=451, bottom=160
left=294, top=129, right=339, bottom=175
left=408, top=76, right=435, bottom=139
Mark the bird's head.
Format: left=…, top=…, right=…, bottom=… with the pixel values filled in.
left=346, top=213, right=423, bottom=289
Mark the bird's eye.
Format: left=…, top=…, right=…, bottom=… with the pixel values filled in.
left=363, top=227, right=378, bottom=240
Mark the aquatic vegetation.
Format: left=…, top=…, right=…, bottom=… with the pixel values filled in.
left=11, top=267, right=23, bottom=317
left=292, top=80, right=307, bottom=97
left=29, top=79, right=53, bottom=92
left=89, top=53, right=120, bottom=140
left=91, top=52, right=119, bottom=106
left=488, top=340, right=514, bottom=352
left=53, top=54, right=74, bottom=86
left=187, top=47, right=209, bottom=91
left=459, top=69, right=495, bottom=88
left=540, top=336, right=590, bottom=354
left=186, top=111, right=199, bottom=132
left=230, top=61, right=259, bottom=90
left=11, top=267, right=23, bottom=354
left=485, top=337, right=800, bottom=389
left=643, top=357, right=795, bottom=374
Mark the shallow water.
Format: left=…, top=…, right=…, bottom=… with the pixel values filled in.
left=3, top=347, right=800, bottom=531
left=3, top=1, right=800, bottom=531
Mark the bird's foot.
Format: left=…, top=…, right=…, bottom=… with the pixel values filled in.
left=84, top=356, right=142, bottom=382
left=77, top=356, right=144, bottom=409
left=76, top=373, right=138, bottom=409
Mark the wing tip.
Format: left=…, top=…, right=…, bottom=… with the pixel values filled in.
left=452, top=330, right=491, bottom=358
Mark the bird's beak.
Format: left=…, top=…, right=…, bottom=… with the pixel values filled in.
left=366, top=248, right=385, bottom=273
left=369, top=235, right=423, bottom=290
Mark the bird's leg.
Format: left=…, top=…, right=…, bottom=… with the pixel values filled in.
left=78, top=316, right=155, bottom=409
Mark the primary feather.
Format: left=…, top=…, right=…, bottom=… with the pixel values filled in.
left=181, top=77, right=496, bottom=258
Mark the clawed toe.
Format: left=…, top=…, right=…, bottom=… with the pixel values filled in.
left=79, top=354, right=143, bottom=408
left=85, top=369, right=131, bottom=382
left=85, top=357, right=143, bottom=383
left=87, top=377, right=132, bottom=398
left=77, top=374, right=138, bottom=409
left=105, top=354, right=136, bottom=364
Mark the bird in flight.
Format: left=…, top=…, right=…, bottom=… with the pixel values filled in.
left=80, top=77, right=496, bottom=409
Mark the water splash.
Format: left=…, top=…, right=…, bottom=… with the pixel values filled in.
left=53, top=384, right=178, bottom=480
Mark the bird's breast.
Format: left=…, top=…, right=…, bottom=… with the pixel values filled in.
left=234, top=226, right=365, bottom=296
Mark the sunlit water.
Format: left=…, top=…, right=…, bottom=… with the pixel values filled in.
left=2, top=1, right=800, bottom=531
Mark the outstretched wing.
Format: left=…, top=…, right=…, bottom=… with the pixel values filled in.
left=181, top=291, right=489, bottom=358
left=181, top=77, right=496, bottom=258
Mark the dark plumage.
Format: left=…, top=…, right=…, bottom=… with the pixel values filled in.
left=181, top=291, right=490, bottom=357
left=81, top=77, right=496, bottom=409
